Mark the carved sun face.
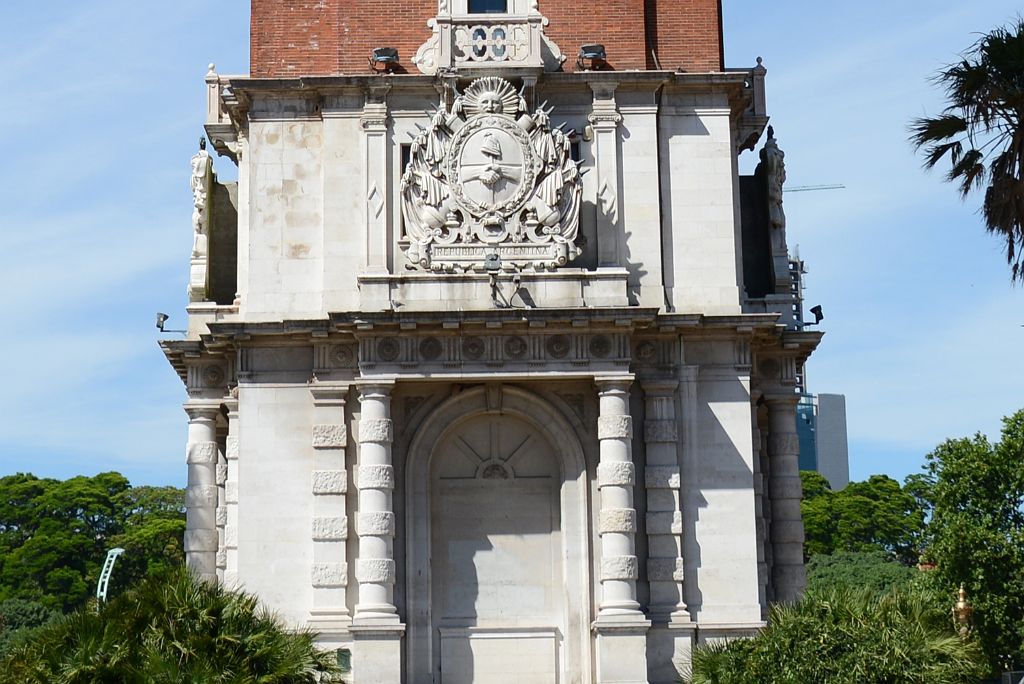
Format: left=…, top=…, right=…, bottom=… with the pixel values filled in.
left=478, top=92, right=503, bottom=114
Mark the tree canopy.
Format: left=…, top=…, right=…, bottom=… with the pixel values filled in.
left=910, top=18, right=1024, bottom=281
left=0, top=473, right=185, bottom=613
left=801, top=471, right=925, bottom=565
left=914, top=409, right=1024, bottom=674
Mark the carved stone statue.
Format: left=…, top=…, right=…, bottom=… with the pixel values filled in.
left=760, top=126, right=786, bottom=250
left=190, top=137, right=212, bottom=258
left=400, top=77, right=582, bottom=271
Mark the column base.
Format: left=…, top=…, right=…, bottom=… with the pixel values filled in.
left=647, top=622, right=696, bottom=684
left=308, top=609, right=352, bottom=635
left=350, top=622, right=405, bottom=684
left=593, top=618, right=650, bottom=684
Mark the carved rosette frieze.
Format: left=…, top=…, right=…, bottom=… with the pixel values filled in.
left=400, top=76, right=582, bottom=272
left=358, top=332, right=630, bottom=370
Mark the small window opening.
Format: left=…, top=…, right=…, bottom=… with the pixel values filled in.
left=468, top=0, right=507, bottom=14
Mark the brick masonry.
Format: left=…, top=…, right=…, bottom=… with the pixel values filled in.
left=250, top=0, right=721, bottom=76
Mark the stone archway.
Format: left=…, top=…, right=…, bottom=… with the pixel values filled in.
left=406, top=385, right=592, bottom=683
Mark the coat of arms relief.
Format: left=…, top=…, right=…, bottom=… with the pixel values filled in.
left=400, top=77, right=582, bottom=272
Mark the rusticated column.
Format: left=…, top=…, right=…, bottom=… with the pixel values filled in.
left=642, top=380, right=689, bottom=622
left=309, top=385, right=351, bottom=631
left=765, top=393, right=806, bottom=602
left=184, top=401, right=221, bottom=583
left=594, top=376, right=649, bottom=684
left=354, top=382, right=399, bottom=623
left=595, top=377, right=642, bottom=617
left=222, top=396, right=240, bottom=587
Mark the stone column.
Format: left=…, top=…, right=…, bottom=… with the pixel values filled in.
left=642, top=380, right=689, bottom=622
left=351, top=382, right=404, bottom=683
left=765, top=393, right=806, bottom=602
left=589, top=83, right=622, bottom=268
left=223, top=396, right=240, bottom=587
left=594, top=376, right=649, bottom=684
left=215, top=424, right=228, bottom=583
left=184, top=401, right=221, bottom=583
left=309, top=385, right=351, bottom=632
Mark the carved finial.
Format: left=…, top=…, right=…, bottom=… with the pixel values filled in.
left=207, top=62, right=216, bottom=76
left=767, top=125, right=775, bottom=140
left=756, top=56, right=763, bottom=66
left=199, top=136, right=207, bottom=151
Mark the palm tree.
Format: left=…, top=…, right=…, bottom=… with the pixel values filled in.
left=0, top=569, right=341, bottom=683
left=910, top=19, right=1024, bottom=281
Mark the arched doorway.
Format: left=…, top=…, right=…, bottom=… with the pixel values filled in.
left=406, top=386, right=591, bottom=683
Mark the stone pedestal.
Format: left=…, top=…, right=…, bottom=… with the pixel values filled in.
left=595, top=621, right=652, bottom=684
left=350, top=624, right=405, bottom=684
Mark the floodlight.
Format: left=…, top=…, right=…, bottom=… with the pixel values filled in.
left=809, top=305, right=824, bottom=324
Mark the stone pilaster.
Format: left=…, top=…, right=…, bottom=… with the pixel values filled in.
left=594, top=376, right=649, bottom=684
left=361, top=84, right=390, bottom=279
left=309, top=385, right=351, bottom=632
left=184, top=400, right=221, bottom=583
left=354, top=383, right=399, bottom=623
left=589, top=83, right=622, bottom=268
left=765, top=393, right=806, bottom=602
left=751, top=395, right=770, bottom=611
left=642, top=380, right=689, bottom=623
left=222, top=396, right=240, bottom=587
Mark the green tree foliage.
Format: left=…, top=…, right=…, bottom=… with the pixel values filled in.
left=685, top=588, right=987, bottom=684
left=0, top=599, right=58, bottom=657
left=801, top=471, right=926, bottom=565
left=910, top=19, right=1024, bottom=281
left=0, top=473, right=185, bottom=612
left=806, top=550, right=917, bottom=596
left=915, top=409, right=1024, bottom=674
left=0, top=569, right=340, bottom=683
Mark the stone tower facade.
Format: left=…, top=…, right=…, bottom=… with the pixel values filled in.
left=162, top=1, right=819, bottom=681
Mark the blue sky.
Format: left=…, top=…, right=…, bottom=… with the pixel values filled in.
left=0, top=2, right=1020, bottom=487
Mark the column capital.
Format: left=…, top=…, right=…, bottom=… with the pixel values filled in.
left=641, top=378, right=678, bottom=397
left=310, top=383, right=350, bottom=406
left=183, top=400, right=222, bottom=420
left=355, top=380, right=396, bottom=397
left=762, top=392, right=800, bottom=408
left=595, top=375, right=634, bottom=392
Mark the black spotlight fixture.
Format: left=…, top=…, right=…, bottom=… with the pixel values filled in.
left=577, top=44, right=606, bottom=71
left=156, top=312, right=169, bottom=331
left=369, top=47, right=399, bottom=73
left=809, top=305, right=824, bottom=325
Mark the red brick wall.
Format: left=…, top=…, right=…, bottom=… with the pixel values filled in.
left=544, top=0, right=648, bottom=72
left=250, top=0, right=721, bottom=77
left=644, top=0, right=722, bottom=71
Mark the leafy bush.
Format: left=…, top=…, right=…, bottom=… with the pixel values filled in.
left=0, top=569, right=339, bottom=683
left=685, top=588, right=987, bottom=684
left=806, top=550, right=917, bottom=595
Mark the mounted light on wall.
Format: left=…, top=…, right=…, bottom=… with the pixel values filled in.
left=155, top=312, right=186, bottom=334
left=577, top=44, right=606, bottom=71
left=369, top=47, right=399, bottom=73
left=809, top=305, right=824, bottom=325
